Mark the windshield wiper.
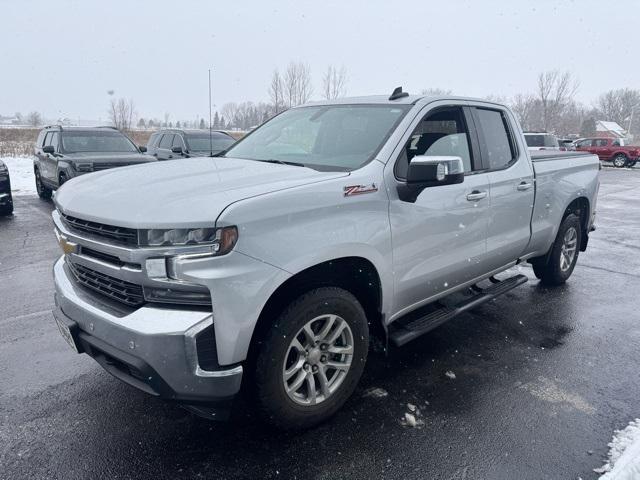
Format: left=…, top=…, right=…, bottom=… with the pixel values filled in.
left=259, top=159, right=307, bottom=168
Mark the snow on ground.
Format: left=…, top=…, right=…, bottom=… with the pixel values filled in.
left=595, top=418, right=640, bottom=479
left=1, top=156, right=36, bottom=196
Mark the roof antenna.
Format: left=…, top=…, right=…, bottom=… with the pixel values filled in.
left=389, top=86, right=409, bottom=101
left=208, top=68, right=213, bottom=157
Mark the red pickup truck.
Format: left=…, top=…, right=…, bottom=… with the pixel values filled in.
left=574, top=137, right=638, bottom=167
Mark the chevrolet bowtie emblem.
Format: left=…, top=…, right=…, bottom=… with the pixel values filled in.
left=57, top=233, right=78, bottom=255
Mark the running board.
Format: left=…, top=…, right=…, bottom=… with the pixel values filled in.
left=389, top=274, right=528, bottom=347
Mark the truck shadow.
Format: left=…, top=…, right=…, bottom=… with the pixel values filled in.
left=67, top=277, right=583, bottom=479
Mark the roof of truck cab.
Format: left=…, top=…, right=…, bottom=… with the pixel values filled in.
left=302, top=94, right=505, bottom=107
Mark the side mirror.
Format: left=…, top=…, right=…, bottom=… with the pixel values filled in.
left=43, top=145, right=55, bottom=154
left=139, top=145, right=147, bottom=153
left=171, top=146, right=183, bottom=154
left=397, top=156, right=465, bottom=202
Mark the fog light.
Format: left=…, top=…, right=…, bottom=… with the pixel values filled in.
left=145, top=258, right=167, bottom=278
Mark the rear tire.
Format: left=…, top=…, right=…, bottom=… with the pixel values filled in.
left=612, top=154, right=628, bottom=168
left=0, top=202, right=13, bottom=216
left=532, top=214, right=581, bottom=286
left=35, top=168, right=52, bottom=200
left=254, top=287, right=369, bottom=430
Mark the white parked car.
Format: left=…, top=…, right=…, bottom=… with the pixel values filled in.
left=524, top=132, right=560, bottom=150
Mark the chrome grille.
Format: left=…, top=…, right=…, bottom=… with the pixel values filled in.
left=62, top=214, right=138, bottom=246
left=93, top=163, right=138, bottom=171
left=68, top=261, right=145, bottom=307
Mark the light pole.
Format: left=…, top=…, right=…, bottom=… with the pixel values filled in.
left=627, top=103, right=640, bottom=139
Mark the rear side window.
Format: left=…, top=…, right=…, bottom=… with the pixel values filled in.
left=159, top=134, right=173, bottom=148
left=474, top=108, right=516, bottom=170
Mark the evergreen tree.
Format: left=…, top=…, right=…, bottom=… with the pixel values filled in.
left=580, top=117, right=596, bottom=137
left=199, top=118, right=206, bottom=129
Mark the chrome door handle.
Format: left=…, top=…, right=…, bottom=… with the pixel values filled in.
left=517, top=181, right=533, bottom=191
left=466, top=190, right=487, bottom=201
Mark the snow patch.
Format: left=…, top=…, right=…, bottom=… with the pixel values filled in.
left=2, top=156, right=36, bottom=196
left=362, top=387, right=388, bottom=398
left=595, top=418, right=640, bottom=479
left=445, top=370, right=456, bottom=380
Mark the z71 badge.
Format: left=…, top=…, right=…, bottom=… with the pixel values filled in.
left=343, top=183, right=378, bottom=197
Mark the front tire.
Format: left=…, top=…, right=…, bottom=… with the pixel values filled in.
left=532, top=214, right=581, bottom=286
left=612, top=154, right=628, bottom=168
left=254, top=287, right=369, bottom=430
left=35, top=168, right=52, bottom=200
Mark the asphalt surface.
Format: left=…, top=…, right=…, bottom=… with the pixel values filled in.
left=1, top=168, right=639, bottom=480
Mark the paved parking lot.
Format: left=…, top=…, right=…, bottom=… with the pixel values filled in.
left=1, top=168, right=639, bottom=480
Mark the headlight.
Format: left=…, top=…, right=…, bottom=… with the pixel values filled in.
left=75, top=162, right=93, bottom=172
left=141, top=226, right=238, bottom=253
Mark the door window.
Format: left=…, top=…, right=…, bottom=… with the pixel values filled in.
left=43, top=132, right=53, bottom=147
left=474, top=108, right=516, bottom=170
left=172, top=134, right=185, bottom=149
left=49, top=132, right=60, bottom=152
left=395, top=106, right=474, bottom=179
left=159, top=134, right=173, bottom=149
left=594, top=139, right=609, bottom=147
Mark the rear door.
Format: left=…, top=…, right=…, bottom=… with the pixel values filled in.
left=593, top=138, right=609, bottom=160
left=388, top=103, right=491, bottom=315
left=471, top=105, right=535, bottom=271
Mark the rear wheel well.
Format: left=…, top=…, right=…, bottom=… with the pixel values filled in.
left=563, top=197, right=590, bottom=252
left=247, top=257, right=384, bottom=367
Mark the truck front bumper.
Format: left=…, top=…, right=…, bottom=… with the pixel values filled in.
left=53, top=256, right=243, bottom=418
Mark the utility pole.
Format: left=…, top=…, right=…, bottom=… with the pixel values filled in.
left=208, top=69, right=213, bottom=156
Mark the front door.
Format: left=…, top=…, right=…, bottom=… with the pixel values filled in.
left=388, top=104, right=490, bottom=318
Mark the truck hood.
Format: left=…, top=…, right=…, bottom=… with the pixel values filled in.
left=54, top=157, right=348, bottom=228
left=63, top=152, right=152, bottom=164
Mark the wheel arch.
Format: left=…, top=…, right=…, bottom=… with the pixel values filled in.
left=246, top=256, right=385, bottom=368
left=563, top=196, right=590, bottom=252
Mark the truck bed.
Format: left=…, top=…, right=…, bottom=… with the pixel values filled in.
left=526, top=151, right=600, bottom=258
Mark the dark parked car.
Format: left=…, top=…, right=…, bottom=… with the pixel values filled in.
left=33, top=126, right=152, bottom=200
left=0, top=159, right=13, bottom=216
left=146, top=129, right=236, bottom=160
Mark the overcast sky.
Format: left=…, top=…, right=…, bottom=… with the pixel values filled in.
left=2, top=0, right=639, bottom=122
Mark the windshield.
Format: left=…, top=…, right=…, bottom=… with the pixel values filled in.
left=61, top=131, right=138, bottom=153
left=223, top=105, right=410, bottom=170
left=186, top=133, right=235, bottom=152
left=525, top=134, right=559, bottom=148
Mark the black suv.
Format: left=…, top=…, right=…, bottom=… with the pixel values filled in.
left=0, top=159, right=13, bottom=216
left=146, top=129, right=236, bottom=160
left=33, top=126, right=152, bottom=200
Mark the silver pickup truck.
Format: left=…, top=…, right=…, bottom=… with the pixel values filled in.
left=51, top=90, right=599, bottom=429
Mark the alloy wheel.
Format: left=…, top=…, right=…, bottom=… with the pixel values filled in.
left=282, top=314, right=354, bottom=406
left=559, top=226, right=578, bottom=272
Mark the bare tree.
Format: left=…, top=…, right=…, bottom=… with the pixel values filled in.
left=108, top=98, right=136, bottom=131
left=536, top=71, right=579, bottom=131
left=26, top=111, right=42, bottom=127
left=269, top=69, right=285, bottom=114
left=596, top=88, right=640, bottom=131
left=510, top=94, right=538, bottom=131
left=322, top=65, right=347, bottom=100
left=284, top=61, right=313, bottom=107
